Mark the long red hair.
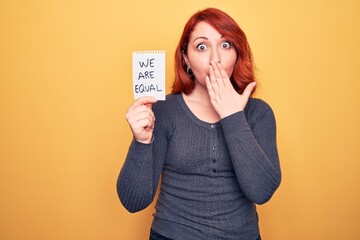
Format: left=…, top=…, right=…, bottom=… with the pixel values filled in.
left=172, top=8, right=256, bottom=95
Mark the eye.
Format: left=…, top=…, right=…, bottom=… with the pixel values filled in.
left=221, top=41, right=232, bottom=49
left=196, top=43, right=207, bottom=51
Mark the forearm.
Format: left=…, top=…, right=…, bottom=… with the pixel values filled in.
left=117, top=140, right=157, bottom=212
left=221, top=111, right=281, bottom=204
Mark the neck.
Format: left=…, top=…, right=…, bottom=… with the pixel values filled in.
left=182, top=81, right=221, bottom=123
left=186, top=81, right=212, bottom=105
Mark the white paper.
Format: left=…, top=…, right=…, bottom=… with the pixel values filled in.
left=132, top=50, right=166, bottom=100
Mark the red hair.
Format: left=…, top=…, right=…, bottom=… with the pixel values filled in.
left=172, top=8, right=256, bottom=95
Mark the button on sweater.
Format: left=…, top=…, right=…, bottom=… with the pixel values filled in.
left=117, top=93, right=281, bottom=240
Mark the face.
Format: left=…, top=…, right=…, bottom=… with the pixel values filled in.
left=183, top=21, right=237, bottom=86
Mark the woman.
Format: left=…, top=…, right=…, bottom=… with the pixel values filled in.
left=117, top=8, right=281, bottom=240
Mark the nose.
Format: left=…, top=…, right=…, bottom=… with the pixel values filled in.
left=211, top=48, right=220, bottom=63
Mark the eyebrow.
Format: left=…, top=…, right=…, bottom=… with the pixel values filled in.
left=192, top=35, right=225, bottom=43
left=193, top=37, right=208, bottom=43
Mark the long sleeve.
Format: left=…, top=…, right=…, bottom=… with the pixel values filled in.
left=116, top=124, right=168, bottom=213
left=117, top=94, right=280, bottom=239
left=220, top=100, right=281, bottom=204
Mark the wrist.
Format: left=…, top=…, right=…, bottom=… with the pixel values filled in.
left=219, top=108, right=243, bottom=119
left=135, top=135, right=154, bottom=144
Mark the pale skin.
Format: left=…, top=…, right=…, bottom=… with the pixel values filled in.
left=126, top=21, right=256, bottom=144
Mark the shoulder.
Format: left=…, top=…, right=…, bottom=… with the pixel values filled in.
left=152, top=93, right=179, bottom=114
left=152, top=93, right=181, bottom=125
left=244, top=98, right=276, bottom=126
left=245, top=98, right=272, bottom=112
left=152, top=94, right=180, bottom=138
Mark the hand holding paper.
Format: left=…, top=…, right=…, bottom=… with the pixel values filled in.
left=125, top=96, right=157, bottom=144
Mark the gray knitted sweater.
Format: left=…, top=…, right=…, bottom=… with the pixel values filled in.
left=117, top=93, right=281, bottom=240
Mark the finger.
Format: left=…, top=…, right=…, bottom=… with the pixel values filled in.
left=216, top=62, right=230, bottom=87
left=206, top=76, right=215, bottom=97
left=208, top=64, right=217, bottom=83
left=141, top=118, right=154, bottom=132
left=145, top=103, right=154, bottom=109
left=131, top=111, right=154, bottom=123
left=134, top=118, right=153, bottom=133
left=129, top=96, right=157, bottom=111
left=211, top=61, right=222, bottom=80
left=130, top=113, right=155, bottom=132
left=127, top=115, right=155, bottom=137
left=144, top=119, right=155, bottom=131
left=128, top=109, right=155, bottom=125
left=208, top=66, right=219, bottom=93
left=126, top=105, right=154, bottom=122
left=242, top=82, right=257, bottom=99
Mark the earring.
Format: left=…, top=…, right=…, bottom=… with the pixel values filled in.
left=187, top=66, right=194, bottom=78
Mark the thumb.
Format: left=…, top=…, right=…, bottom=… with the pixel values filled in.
left=145, top=102, right=155, bottom=109
left=242, top=82, right=256, bottom=98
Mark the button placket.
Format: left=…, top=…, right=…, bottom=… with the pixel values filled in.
left=210, top=124, right=218, bottom=174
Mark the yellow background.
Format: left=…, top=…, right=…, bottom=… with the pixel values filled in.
left=1, top=0, right=359, bottom=239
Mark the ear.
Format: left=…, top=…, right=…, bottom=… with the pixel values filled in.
left=183, top=52, right=190, bottom=67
